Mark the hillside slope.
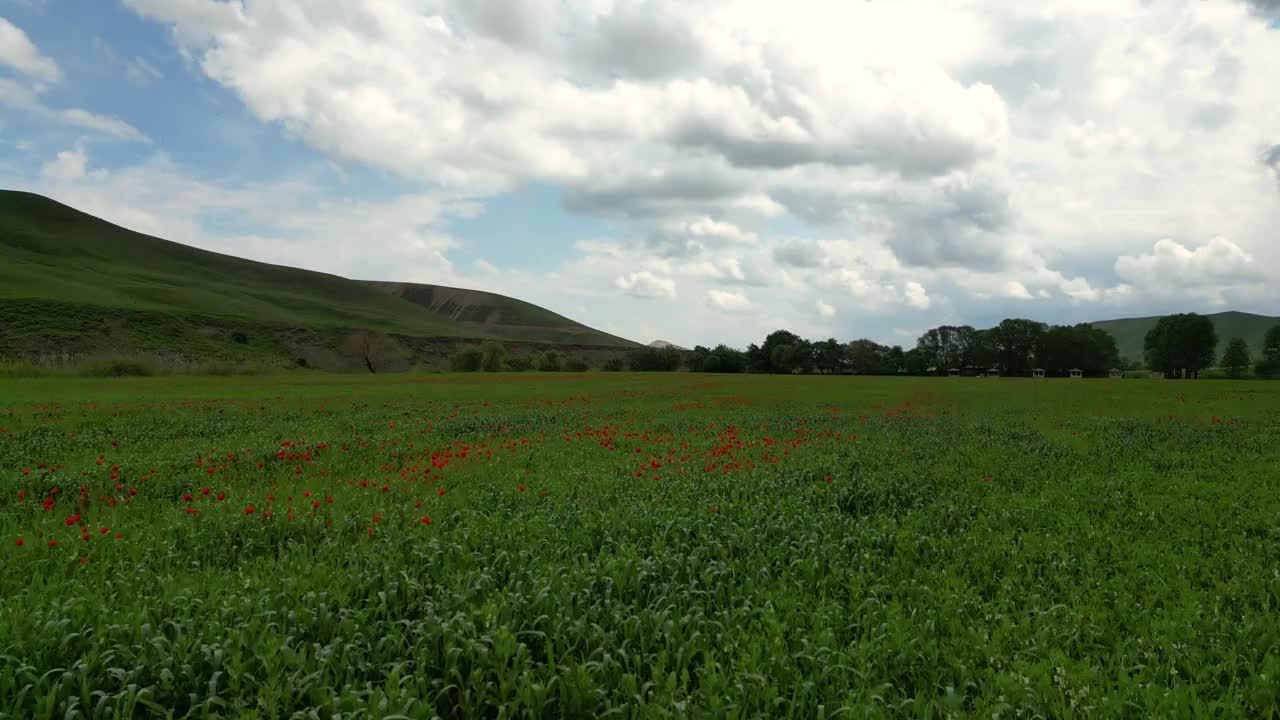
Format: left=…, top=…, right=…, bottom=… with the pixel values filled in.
left=365, top=281, right=637, bottom=348
left=0, top=191, right=470, bottom=337
left=0, top=190, right=638, bottom=362
left=1091, top=311, right=1279, bottom=362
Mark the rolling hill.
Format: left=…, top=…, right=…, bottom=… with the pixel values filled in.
left=1091, top=311, right=1279, bottom=363
left=0, top=190, right=637, bottom=368
left=365, top=281, right=636, bottom=347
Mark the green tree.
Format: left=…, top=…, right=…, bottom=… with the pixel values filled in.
left=479, top=342, right=506, bottom=372
left=903, top=347, right=929, bottom=375
left=844, top=339, right=885, bottom=375
left=505, top=356, right=534, bottom=372
left=758, top=330, right=805, bottom=374
left=627, top=347, right=682, bottom=371
left=1144, top=313, right=1218, bottom=379
left=449, top=348, right=483, bottom=372
left=1037, top=324, right=1119, bottom=377
left=686, top=346, right=711, bottom=372
left=814, top=338, right=843, bottom=374
left=1221, top=338, right=1251, bottom=378
left=1256, top=325, right=1280, bottom=379
left=536, top=351, right=561, bottom=372
left=991, top=318, right=1047, bottom=375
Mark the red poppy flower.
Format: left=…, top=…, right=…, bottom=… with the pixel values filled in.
left=244, top=505, right=255, bottom=515
left=15, top=538, right=23, bottom=547
left=420, top=516, right=432, bottom=524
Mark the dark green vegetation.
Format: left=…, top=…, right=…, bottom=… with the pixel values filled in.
left=0, top=191, right=635, bottom=370
left=1092, top=311, right=1280, bottom=364
left=3, top=373, right=1280, bottom=717
left=1143, top=313, right=1219, bottom=379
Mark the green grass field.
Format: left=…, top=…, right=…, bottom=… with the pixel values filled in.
left=2, top=373, right=1279, bottom=718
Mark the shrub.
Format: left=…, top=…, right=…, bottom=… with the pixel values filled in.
left=231, top=331, right=250, bottom=345
left=536, top=351, right=561, bottom=372
left=505, top=356, right=534, bottom=372
left=564, top=358, right=589, bottom=372
left=449, top=348, right=483, bottom=372
left=78, top=356, right=162, bottom=377
left=480, top=342, right=507, bottom=372
left=602, top=357, right=625, bottom=372
left=0, top=359, right=55, bottom=378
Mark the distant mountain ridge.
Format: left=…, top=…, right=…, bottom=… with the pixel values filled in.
left=648, top=340, right=688, bottom=351
left=1090, top=311, right=1279, bottom=362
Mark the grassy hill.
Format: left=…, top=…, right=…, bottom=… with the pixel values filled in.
left=365, top=281, right=636, bottom=347
left=0, top=190, right=636, bottom=367
left=1091, top=311, right=1280, bottom=363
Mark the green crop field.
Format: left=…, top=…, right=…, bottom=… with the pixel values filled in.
left=2, top=372, right=1279, bottom=718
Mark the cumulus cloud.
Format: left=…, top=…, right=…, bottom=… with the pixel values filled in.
left=815, top=299, right=835, bottom=318
left=773, top=240, right=825, bottom=268
left=40, top=148, right=88, bottom=181
left=26, top=0, right=1278, bottom=346
left=1114, top=237, right=1265, bottom=303
left=615, top=270, right=677, bottom=299
left=707, top=289, right=753, bottom=312
left=0, top=17, right=61, bottom=82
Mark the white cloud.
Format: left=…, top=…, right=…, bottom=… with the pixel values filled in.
left=707, top=289, right=752, bottom=312
left=0, top=77, right=149, bottom=141
left=8, top=0, right=1278, bottom=349
left=904, top=281, right=931, bottom=310
left=615, top=270, right=677, bottom=299
left=0, top=17, right=61, bottom=82
left=1114, top=236, right=1266, bottom=304
left=126, top=56, right=164, bottom=86
left=23, top=146, right=460, bottom=283
left=40, top=148, right=87, bottom=181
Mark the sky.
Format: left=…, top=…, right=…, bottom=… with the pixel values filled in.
left=1, top=0, right=1278, bottom=349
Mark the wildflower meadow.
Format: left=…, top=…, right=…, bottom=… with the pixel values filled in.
left=2, top=372, right=1279, bottom=717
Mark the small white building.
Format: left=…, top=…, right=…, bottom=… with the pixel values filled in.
left=947, top=368, right=961, bottom=377
left=1032, top=368, right=1046, bottom=378
left=1150, top=371, right=1165, bottom=379
left=1109, top=368, right=1123, bottom=379
left=1069, top=368, right=1084, bottom=379
left=987, top=368, right=1001, bottom=378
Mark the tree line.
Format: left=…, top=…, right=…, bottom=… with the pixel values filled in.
left=727, top=321, right=1121, bottom=377
left=346, top=314, right=1280, bottom=378
left=663, top=314, right=1280, bottom=379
